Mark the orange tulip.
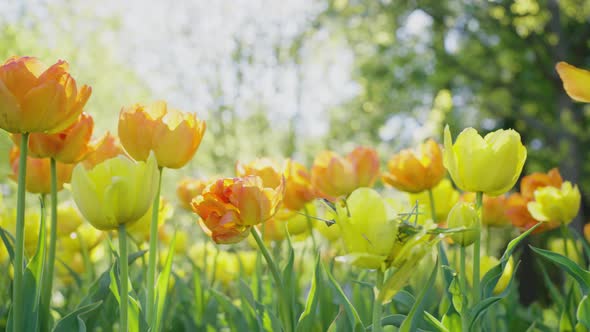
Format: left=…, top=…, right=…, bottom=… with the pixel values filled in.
left=118, top=100, right=206, bottom=169
left=283, top=159, right=315, bottom=211
left=382, top=139, right=445, bottom=193
left=462, top=193, right=510, bottom=227
left=506, top=168, right=563, bottom=233
left=176, top=178, right=209, bottom=210
left=584, top=223, right=590, bottom=243
left=0, top=56, right=91, bottom=134
left=556, top=62, right=590, bottom=103
left=311, top=147, right=379, bottom=200
left=82, top=131, right=127, bottom=169
left=13, top=113, right=94, bottom=163
left=191, top=176, right=284, bottom=244
left=9, top=146, right=73, bottom=193
left=236, top=158, right=282, bottom=188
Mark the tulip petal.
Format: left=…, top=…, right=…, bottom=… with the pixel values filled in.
left=556, top=62, right=590, bottom=103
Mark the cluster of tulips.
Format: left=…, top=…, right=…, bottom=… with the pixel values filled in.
left=1, top=55, right=590, bottom=331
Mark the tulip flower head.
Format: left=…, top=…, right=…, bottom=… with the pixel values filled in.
left=447, top=201, right=478, bottom=246
left=556, top=62, right=590, bottom=103
left=13, top=112, right=94, bottom=163
left=118, top=100, right=206, bottom=169
left=527, top=181, right=581, bottom=225
left=383, top=139, right=445, bottom=193
left=506, top=168, right=563, bottom=233
left=191, top=175, right=284, bottom=244
left=0, top=56, right=91, bottom=133
left=236, top=158, right=282, bottom=188
left=283, top=159, right=315, bottom=211
left=70, top=153, right=159, bottom=231
left=311, top=147, right=379, bottom=200
left=443, top=126, right=527, bottom=196
left=462, top=193, right=510, bottom=227
left=9, top=146, right=73, bottom=193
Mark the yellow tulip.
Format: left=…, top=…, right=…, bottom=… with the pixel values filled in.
left=70, top=153, right=159, bottom=230
left=56, top=202, right=84, bottom=237
left=176, top=177, right=209, bottom=210
left=527, top=181, right=581, bottom=224
left=548, top=237, right=582, bottom=264
left=447, top=202, right=478, bottom=246
left=236, top=158, right=282, bottom=188
left=556, top=62, right=590, bottom=103
left=118, top=101, right=206, bottom=169
left=0, top=57, right=91, bottom=134
left=335, top=188, right=398, bottom=269
left=443, top=126, right=527, bottom=196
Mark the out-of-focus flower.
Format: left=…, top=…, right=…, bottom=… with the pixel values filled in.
left=58, top=223, right=105, bottom=253
left=82, top=132, right=126, bottom=169
left=70, top=153, right=159, bottom=230
left=443, top=126, right=526, bottom=196
left=177, top=178, right=209, bottom=210
left=9, top=146, right=73, bottom=193
left=283, top=159, right=315, bottom=211
left=548, top=237, right=583, bottom=264
left=236, top=158, right=282, bottom=188
left=13, top=113, right=94, bottom=163
left=462, top=193, right=510, bottom=227
left=1, top=209, right=42, bottom=257
left=56, top=202, right=84, bottom=237
left=118, top=100, right=206, bottom=169
left=556, top=62, right=590, bottom=103
left=0, top=56, right=91, bottom=134
left=447, top=202, right=478, bottom=246
left=506, top=169, right=563, bottom=233
left=311, top=147, right=379, bottom=200
left=408, top=178, right=459, bottom=223
left=188, top=243, right=257, bottom=286
left=467, top=256, right=514, bottom=295
left=127, top=197, right=173, bottom=244
left=584, top=223, right=590, bottom=243
left=383, top=139, right=445, bottom=193
left=56, top=251, right=85, bottom=285
left=527, top=182, right=581, bottom=225
left=191, top=175, right=284, bottom=244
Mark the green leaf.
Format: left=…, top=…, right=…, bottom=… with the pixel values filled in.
left=423, top=311, right=449, bottom=332
left=441, top=313, right=462, bottom=331
left=481, top=223, right=540, bottom=298
left=577, top=295, right=590, bottom=329
left=380, top=314, right=406, bottom=326
left=210, top=289, right=250, bottom=332
left=560, top=286, right=576, bottom=332
left=282, top=233, right=297, bottom=330
left=324, top=261, right=365, bottom=331
left=392, top=290, right=416, bottom=312
left=0, top=225, right=15, bottom=263
left=109, top=260, right=148, bottom=332
left=448, top=276, right=462, bottom=314
left=530, top=246, right=590, bottom=295
left=296, top=254, right=321, bottom=332
left=153, top=233, right=176, bottom=332
left=399, top=258, right=438, bottom=332
left=52, top=301, right=103, bottom=332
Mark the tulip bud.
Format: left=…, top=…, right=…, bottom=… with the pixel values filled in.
left=447, top=202, right=478, bottom=246
left=527, top=181, right=581, bottom=225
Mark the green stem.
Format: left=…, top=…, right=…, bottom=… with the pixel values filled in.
left=119, top=224, right=129, bottom=332
left=473, top=192, right=483, bottom=305
left=427, top=189, right=437, bottom=223
left=40, top=158, right=58, bottom=331
left=250, top=227, right=292, bottom=332
left=146, top=167, right=163, bottom=325
left=460, top=246, right=468, bottom=331
left=13, top=132, right=29, bottom=332
left=303, top=205, right=318, bottom=251
left=561, top=223, right=570, bottom=260
left=372, top=269, right=384, bottom=332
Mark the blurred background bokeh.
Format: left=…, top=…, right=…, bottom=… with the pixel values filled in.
left=0, top=0, right=589, bottom=222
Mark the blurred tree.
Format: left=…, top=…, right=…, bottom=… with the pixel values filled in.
left=316, top=0, right=590, bottom=225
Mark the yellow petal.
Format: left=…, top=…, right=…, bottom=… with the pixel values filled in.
left=556, top=62, right=590, bottom=103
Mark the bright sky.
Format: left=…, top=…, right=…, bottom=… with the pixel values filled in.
left=1, top=0, right=360, bottom=137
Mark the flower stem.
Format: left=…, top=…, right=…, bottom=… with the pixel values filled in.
left=427, top=189, right=437, bottom=223
left=372, top=269, right=384, bottom=332
left=250, top=227, right=292, bottom=332
left=473, top=192, right=483, bottom=304
left=147, top=167, right=163, bottom=325
left=303, top=205, right=318, bottom=251
left=13, top=132, right=29, bottom=332
left=561, top=223, right=570, bottom=259
left=40, top=158, right=58, bottom=331
left=119, top=224, right=129, bottom=332
left=460, top=246, right=468, bottom=331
